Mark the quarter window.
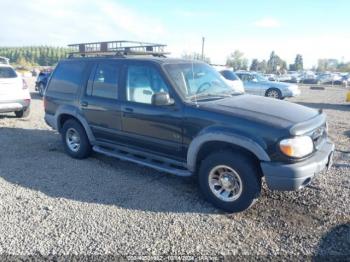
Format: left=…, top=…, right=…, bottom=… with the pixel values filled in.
left=126, top=65, right=169, bottom=104
left=49, top=61, right=86, bottom=94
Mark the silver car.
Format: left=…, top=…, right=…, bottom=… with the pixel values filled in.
left=236, top=72, right=301, bottom=99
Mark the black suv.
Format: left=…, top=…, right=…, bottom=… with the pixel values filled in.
left=44, top=42, right=334, bottom=212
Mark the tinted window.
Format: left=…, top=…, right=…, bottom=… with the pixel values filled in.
left=126, top=65, right=169, bottom=104
left=49, top=61, right=86, bottom=94
left=0, top=67, right=17, bottom=78
left=91, top=62, right=119, bottom=99
left=220, top=70, right=238, bottom=81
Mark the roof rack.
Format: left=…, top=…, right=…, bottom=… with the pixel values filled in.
left=68, top=40, right=169, bottom=58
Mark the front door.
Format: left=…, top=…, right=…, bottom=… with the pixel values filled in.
left=120, top=62, right=183, bottom=159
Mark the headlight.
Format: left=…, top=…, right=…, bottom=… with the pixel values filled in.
left=279, top=136, right=314, bottom=158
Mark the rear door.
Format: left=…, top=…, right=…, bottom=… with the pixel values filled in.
left=119, top=61, right=183, bottom=158
left=80, top=61, right=122, bottom=142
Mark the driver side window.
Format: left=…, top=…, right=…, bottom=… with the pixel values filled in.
left=126, top=65, right=169, bottom=104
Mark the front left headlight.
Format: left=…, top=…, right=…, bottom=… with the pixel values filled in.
left=279, top=136, right=314, bottom=158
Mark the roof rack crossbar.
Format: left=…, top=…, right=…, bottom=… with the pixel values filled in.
left=67, top=40, right=169, bottom=58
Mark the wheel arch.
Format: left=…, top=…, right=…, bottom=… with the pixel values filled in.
left=55, top=106, right=95, bottom=143
left=187, top=131, right=270, bottom=172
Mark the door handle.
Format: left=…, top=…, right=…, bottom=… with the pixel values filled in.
left=124, top=107, right=134, bottom=112
left=81, top=101, right=88, bottom=107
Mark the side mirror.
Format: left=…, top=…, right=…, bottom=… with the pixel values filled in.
left=151, top=92, right=175, bottom=106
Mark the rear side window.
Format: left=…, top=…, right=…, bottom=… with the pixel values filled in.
left=220, top=70, right=238, bottom=81
left=0, top=67, right=17, bottom=78
left=90, top=62, right=119, bottom=99
left=48, top=61, right=86, bottom=94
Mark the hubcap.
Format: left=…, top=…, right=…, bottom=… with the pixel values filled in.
left=66, top=128, right=81, bottom=152
left=267, top=90, right=279, bottom=98
left=208, top=165, right=243, bottom=202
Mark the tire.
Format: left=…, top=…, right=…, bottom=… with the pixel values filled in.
left=61, top=119, right=91, bottom=159
left=265, top=88, right=282, bottom=99
left=15, top=107, right=30, bottom=118
left=198, top=150, right=261, bottom=213
left=38, top=83, right=45, bottom=97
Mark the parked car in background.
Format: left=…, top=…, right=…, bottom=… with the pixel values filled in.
left=300, top=74, right=328, bottom=85
left=0, top=56, right=9, bottom=65
left=300, top=76, right=321, bottom=85
left=324, top=74, right=349, bottom=86
left=214, top=67, right=244, bottom=93
left=0, top=64, right=31, bottom=117
left=264, top=74, right=277, bottom=81
left=279, top=73, right=301, bottom=83
left=235, top=71, right=300, bottom=99
left=35, top=71, right=52, bottom=96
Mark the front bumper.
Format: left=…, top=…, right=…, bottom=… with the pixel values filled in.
left=284, top=88, right=301, bottom=97
left=261, top=140, right=334, bottom=191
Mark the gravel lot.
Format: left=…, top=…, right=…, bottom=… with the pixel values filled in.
left=0, top=78, right=349, bottom=259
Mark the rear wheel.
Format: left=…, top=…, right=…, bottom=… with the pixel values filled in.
left=15, top=107, right=30, bottom=118
left=61, top=119, right=91, bottom=159
left=265, top=88, right=282, bottom=99
left=198, top=151, right=261, bottom=213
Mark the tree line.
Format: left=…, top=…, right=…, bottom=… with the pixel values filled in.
left=1, top=46, right=349, bottom=73
left=182, top=50, right=349, bottom=73
left=0, top=46, right=72, bottom=66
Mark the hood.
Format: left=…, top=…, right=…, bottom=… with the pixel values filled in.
left=199, top=94, right=318, bottom=129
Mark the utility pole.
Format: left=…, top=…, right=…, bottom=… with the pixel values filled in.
left=201, top=37, right=205, bottom=60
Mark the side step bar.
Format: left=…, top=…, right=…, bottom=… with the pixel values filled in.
left=93, top=145, right=192, bottom=177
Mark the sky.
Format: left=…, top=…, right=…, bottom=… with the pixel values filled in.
left=0, top=0, right=349, bottom=68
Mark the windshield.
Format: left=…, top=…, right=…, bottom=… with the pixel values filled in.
left=253, top=74, right=268, bottom=82
left=0, top=67, right=17, bottom=78
left=164, top=62, right=239, bottom=101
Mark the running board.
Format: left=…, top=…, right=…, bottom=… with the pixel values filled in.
left=93, top=145, right=192, bottom=177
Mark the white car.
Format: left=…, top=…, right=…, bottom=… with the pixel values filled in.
left=0, top=56, right=9, bottom=65
left=212, top=66, right=245, bottom=93
left=0, top=64, right=31, bottom=118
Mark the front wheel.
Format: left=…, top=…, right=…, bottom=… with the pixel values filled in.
left=198, top=151, right=261, bottom=213
left=265, top=88, right=282, bottom=99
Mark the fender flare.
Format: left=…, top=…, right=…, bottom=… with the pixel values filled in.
left=187, top=131, right=270, bottom=172
left=55, top=105, right=96, bottom=143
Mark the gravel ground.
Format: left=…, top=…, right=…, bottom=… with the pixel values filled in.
left=0, top=78, right=349, bottom=259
